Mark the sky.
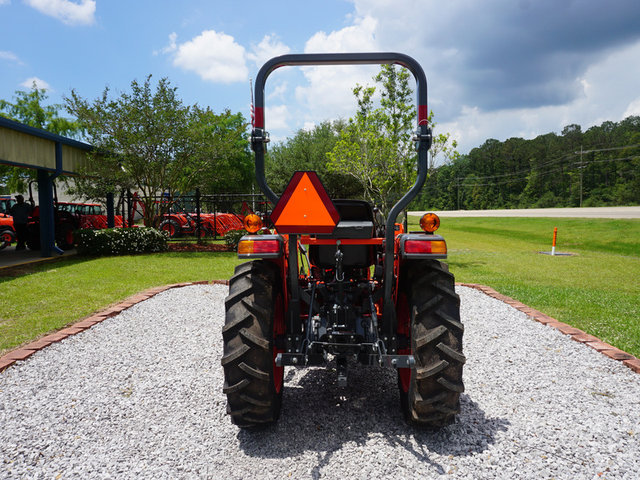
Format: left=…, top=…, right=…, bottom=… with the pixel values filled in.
left=2, top=0, right=640, bottom=156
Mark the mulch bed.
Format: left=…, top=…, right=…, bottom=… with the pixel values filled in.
left=167, top=242, right=232, bottom=252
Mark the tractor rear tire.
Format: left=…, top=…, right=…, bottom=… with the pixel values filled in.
left=56, top=222, right=75, bottom=250
left=222, top=260, right=285, bottom=428
left=26, top=224, right=40, bottom=250
left=397, top=259, right=465, bottom=428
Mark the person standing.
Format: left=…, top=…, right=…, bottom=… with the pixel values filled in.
left=9, top=195, right=33, bottom=251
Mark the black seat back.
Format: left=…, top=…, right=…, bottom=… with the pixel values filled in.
left=308, top=199, right=375, bottom=268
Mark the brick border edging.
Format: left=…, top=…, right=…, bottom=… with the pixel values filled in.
left=458, top=282, right=640, bottom=374
left=3, top=281, right=638, bottom=376
left=0, top=280, right=229, bottom=373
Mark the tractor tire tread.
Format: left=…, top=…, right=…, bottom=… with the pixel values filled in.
left=222, top=260, right=283, bottom=428
left=398, top=259, right=464, bottom=428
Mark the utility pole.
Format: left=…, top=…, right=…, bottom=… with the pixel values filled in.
left=579, top=145, right=583, bottom=208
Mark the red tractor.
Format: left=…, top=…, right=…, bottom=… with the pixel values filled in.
left=25, top=184, right=78, bottom=251
left=57, top=202, right=126, bottom=229
left=0, top=196, right=16, bottom=249
left=158, top=211, right=244, bottom=238
left=222, top=53, right=465, bottom=429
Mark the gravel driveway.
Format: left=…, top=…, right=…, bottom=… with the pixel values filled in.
left=1, top=284, right=639, bottom=479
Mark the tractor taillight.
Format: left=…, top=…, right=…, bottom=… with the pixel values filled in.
left=400, top=234, right=447, bottom=259
left=237, top=235, right=283, bottom=259
left=404, top=239, right=447, bottom=255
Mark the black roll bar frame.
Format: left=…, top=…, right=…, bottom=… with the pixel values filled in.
left=251, top=52, right=432, bottom=338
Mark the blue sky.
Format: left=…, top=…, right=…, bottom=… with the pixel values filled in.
left=2, top=0, right=640, bottom=156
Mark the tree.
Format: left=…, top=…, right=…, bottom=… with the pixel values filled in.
left=65, top=75, right=252, bottom=226
left=266, top=120, right=360, bottom=198
left=0, top=85, right=81, bottom=193
left=183, top=108, right=253, bottom=195
left=327, top=65, right=458, bottom=215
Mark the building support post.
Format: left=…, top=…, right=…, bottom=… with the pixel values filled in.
left=106, top=192, right=115, bottom=228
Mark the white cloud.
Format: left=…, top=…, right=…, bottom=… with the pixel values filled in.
left=267, top=82, right=288, bottom=101
left=247, top=34, right=290, bottom=68
left=437, top=40, right=640, bottom=155
left=20, top=77, right=51, bottom=90
left=623, top=98, right=640, bottom=119
left=155, top=32, right=177, bottom=56
left=266, top=104, right=289, bottom=131
left=0, top=50, right=22, bottom=64
left=304, top=15, right=378, bottom=53
left=24, top=0, right=96, bottom=26
left=295, top=16, right=380, bottom=126
left=170, top=30, right=248, bottom=84
left=0, top=0, right=11, bottom=5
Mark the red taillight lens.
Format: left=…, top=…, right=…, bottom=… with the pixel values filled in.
left=238, top=239, right=281, bottom=255
left=404, top=239, right=447, bottom=254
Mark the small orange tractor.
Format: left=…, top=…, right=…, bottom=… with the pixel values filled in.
left=0, top=196, right=16, bottom=249
left=158, top=211, right=244, bottom=238
left=57, top=201, right=127, bottom=229
left=222, top=53, right=465, bottom=428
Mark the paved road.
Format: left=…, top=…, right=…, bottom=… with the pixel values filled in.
left=409, top=206, right=640, bottom=219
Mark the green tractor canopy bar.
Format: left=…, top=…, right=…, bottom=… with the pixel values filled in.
left=250, top=52, right=433, bottom=331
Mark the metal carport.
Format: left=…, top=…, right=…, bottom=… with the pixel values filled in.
left=0, top=116, right=100, bottom=257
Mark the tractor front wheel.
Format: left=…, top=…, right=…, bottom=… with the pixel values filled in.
left=0, top=229, right=15, bottom=250
left=159, top=219, right=181, bottom=238
left=222, top=260, right=285, bottom=428
left=397, top=259, right=465, bottom=428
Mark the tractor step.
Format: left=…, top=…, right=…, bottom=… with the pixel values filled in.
left=275, top=352, right=415, bottom=369
left=380, top=354, right=415, bottom=369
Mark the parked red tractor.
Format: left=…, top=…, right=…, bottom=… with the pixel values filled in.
left=222, top=53, right=465, bottom=429
left=57, top=202, right=126, bottom=229
left=24, top=184, right=78, bottom=251
left=158, top=211, right=244, bottom=238
left=0, top=196, right=16, bottom=249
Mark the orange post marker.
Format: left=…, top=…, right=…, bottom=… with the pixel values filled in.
left=552, top=227, right=558, bottom=256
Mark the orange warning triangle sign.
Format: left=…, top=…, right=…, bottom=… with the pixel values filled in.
left=271, top=171, right=340, bottom=234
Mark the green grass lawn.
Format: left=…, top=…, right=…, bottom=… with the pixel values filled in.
left=1, top=217, right=639, bottom=359
left=418, top=216, right=640, bottom=358
left=0, top=252, right=242, bottom=354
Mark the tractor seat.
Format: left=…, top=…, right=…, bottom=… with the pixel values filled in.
left=309, top=199, right=375, bottom=268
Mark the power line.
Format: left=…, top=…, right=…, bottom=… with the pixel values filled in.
left=455, top=142, right=640, bottom=184
left=455, top=155, right=639, bottom=188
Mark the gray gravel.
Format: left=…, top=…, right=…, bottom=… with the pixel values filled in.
left=1, top=284, right=639, bottom=479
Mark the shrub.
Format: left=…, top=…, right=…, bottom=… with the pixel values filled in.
left=224, top=229, right=248, bottom=249
left=75, top=227, right=169, bottom=256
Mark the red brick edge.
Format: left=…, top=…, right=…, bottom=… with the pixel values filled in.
left=0, top=280, right=230, bottom=373
left=458, top=283, right=640, bottom=375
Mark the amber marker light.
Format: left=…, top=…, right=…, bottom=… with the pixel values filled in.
left=243, top=214, right=263, bottom=233
left=420, top=213, right=440, bottom=233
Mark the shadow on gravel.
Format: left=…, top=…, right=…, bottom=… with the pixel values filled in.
left=237, top=363, right=509, bottom=476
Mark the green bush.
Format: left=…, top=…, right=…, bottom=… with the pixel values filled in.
left=76, top=227, right=169, bottom=255
left=223, top=229, right=248, bottom=248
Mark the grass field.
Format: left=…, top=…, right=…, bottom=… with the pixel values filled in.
left=0, top=252, right=240, bottom=354
left=420, top=216, right=640, bottom=358
left=1, top=217, right=639, bottom=358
